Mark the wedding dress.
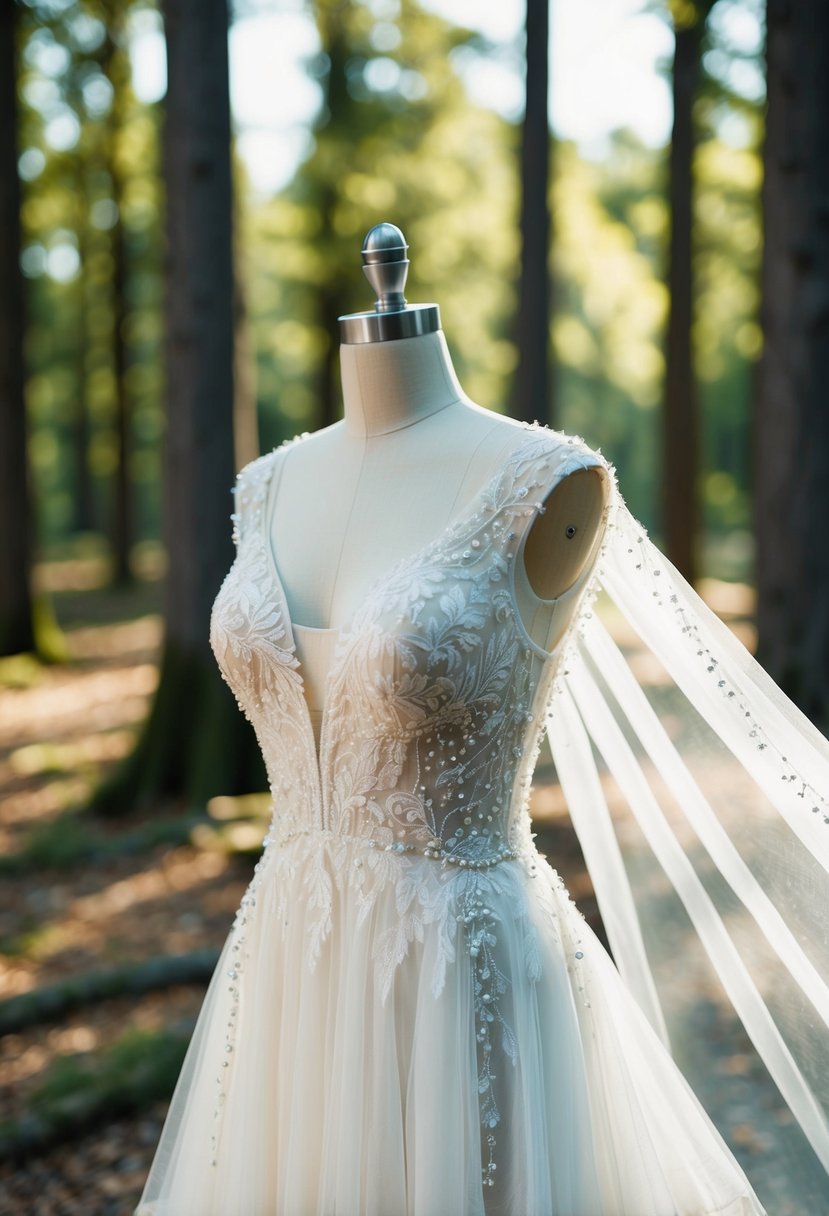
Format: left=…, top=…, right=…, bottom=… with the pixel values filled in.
left=136, top=421, right=829, bottom=1216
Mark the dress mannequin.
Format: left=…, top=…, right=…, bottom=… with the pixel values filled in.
left=266, top=224, right=609, bottom=747
left=139, top=225, right=829, bottom=1215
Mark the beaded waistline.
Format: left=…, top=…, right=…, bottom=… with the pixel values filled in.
left=265, top=826, right=519, bottom=871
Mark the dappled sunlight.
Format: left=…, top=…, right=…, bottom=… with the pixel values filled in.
left=0, top=776, right=100, bottom=831
left=65, top=614, right=162, bottom=662
left=206, top=792, right=273, bottom=821
left=0, top=607, right=161, bottom=849
left=552, top=144, right=670, bottom=414
left=72, top=848, right=231, bottom=918
left=0, top=662, right=157, bottom=746
left=1, top=846, right=242, bottom=998
left=0, top=641, right=158, bottom=853
left=8, top=730, right=139, bottom=780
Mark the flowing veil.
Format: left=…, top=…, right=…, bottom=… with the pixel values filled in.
left=545, top=451, right=829, bottom=1212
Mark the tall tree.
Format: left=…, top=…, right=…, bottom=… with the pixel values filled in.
left=70, top=165, right=95, bottom=534
left=754, top=1, right=829, bottom=731
left=662, top=0, right=715, bottom=584
left=95, top=3, right=133, bottom=583
left=101, top=8, right=133, bottom=585
left=0, top=0, right=36, bottom=658
left=64, top=39, right=96, bottom=536
left=93, top=0, right=263, bottom=811
left=514, top=0, right=551, bottom=425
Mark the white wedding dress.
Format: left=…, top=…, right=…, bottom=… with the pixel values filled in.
left=136, top=423, right=829, bottom=1215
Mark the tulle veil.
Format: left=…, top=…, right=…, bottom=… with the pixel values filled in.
left=546, top=451, right=829, bottom=1212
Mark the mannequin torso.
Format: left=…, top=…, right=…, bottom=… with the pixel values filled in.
left=267, top=331, right=609, bottom=740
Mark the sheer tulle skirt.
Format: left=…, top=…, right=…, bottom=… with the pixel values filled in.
left=135, top=837, right=766, bottom=1216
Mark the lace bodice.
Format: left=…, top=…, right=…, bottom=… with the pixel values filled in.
left=208, top=422, right=613, bottom=995
left=211, top=422, right=608, bottom=871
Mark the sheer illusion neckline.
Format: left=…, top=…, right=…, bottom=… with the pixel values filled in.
left=255, top=430, right=553, bottom=794
left=260, top=424, right=544, bottom=646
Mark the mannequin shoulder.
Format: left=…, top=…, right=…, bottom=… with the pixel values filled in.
left=524, top=423, right=608, bottom=472
left=457, top=413, right=619, bottom=518
left=454, top=410, right=594, bottom=475
left=484, top=417, right=616, bottom=491
left=519, top=425, right=619, bottom=555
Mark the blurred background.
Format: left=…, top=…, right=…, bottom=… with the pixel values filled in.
left=0, top=0, right=827, bottom=1211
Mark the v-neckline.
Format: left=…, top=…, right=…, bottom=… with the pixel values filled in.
left=256, top=423, right=551, bottom=795
left=260, top=422, right=546, bottom=653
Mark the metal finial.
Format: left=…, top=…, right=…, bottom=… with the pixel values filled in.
left=338, top=222, right=441, bottom=344
left=362, top=223, right=409, bottom=313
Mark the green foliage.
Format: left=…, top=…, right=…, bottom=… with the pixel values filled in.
left=30, top=1026, right=183, bottom=1108
left=553, top=134, right=669, bottom=527
left=18, top=0, right=163, bottom=550
left=0, top=1026, right=189, bottom=1159
left=0, top=651, right=43, bottom=688
left=17, top=0, right=765, bottom=578
left=0, top=915, right=53, bottom=960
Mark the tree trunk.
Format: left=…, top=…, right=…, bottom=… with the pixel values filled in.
left=103, top=21, right=133, bottom=585
left=91, top=0, right=266, bottom=813
left=110, top=152, right=131, bottom=583
left=0, top=0, right=35, bottom=657
left=514, top=0, right=551, bottom=425
left=71, top=182, right=94, bottom=535
left=662, top=6, right=707, bottom=584
left=754, top=1, right=829, bottom=732
left=64, top=25, right=97, bottom=538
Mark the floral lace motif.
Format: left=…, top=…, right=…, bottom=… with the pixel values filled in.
left=207, top=420, right=617, bottom=1186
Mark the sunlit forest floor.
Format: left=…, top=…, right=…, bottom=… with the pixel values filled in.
left=0, top=560, right=256, bottom=1213
left=0, top=560, right=801, bottom=1214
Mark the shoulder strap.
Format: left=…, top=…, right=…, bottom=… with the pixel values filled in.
left=230, top=451, right=275, bottom=550
left=231, top=432, right=310, bottom=550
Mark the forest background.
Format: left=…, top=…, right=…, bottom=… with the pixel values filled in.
left=9, top=0, right=766, bottom=577
left=0, top=0, right=827, bottom=1212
